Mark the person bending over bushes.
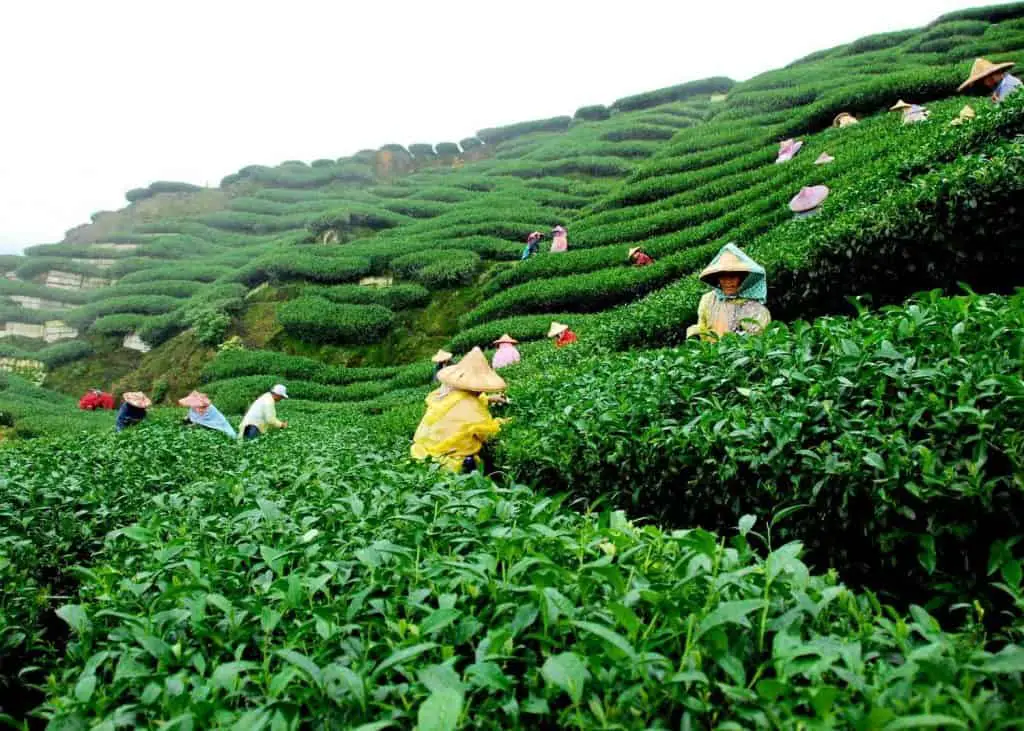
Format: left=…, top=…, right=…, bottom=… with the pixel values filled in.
left=548, top=321, right=578, bottom=347
left=687, top=243, right=771, bottom=342
left=628, top=246, right=654, bottom=267
left=115, top=392, right=150, bottom=432
left=431, top=349, right=453, bottom=381
left=411, top=347, right=508, bottom=473
left=521, top=231, right=543, bottom=260
left=959, top=57, right=1022, bottom=104
left=179, top=390, right=236, bottom=439
left=239, top=383, right=288, bottom=440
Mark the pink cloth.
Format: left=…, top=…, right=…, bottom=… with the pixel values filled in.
left=775, top=139, right=803, bottom=164
left=492, top=343, right=521, bottom=369
left=550, top=233, right=568, bottom=253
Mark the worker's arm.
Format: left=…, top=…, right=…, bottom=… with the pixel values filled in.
left=265, top=397, right=286, bottom=429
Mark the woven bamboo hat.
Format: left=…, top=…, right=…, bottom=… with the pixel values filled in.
left=789, top=185, right=830, bottom=213
left=493, top=333, right=518, bottom=345
left=959, top=58, right=1015, bottom=91
left=547, top=321, right=569, bottom=338
left=178, top=390, right=211, bottom=409
left=627, top=246, right=646, bottom=260
left=698, top=248, right=757, bottom=285
left=431, top=349, right=454, bottom=364
left=122, top=391, right=152, bottom=409
left=889, top=99, right=912, bottom=111
left=833, top=112, right=859, bottom=128
left=437, top=347, right=506, bottom=392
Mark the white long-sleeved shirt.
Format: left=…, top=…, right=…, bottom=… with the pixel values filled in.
left=240, top=392, right=284, bottom=435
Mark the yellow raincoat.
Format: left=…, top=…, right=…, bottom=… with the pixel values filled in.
left=687, top=291, right=771, bottom=342
left=410, top=387, right=505, bottom=471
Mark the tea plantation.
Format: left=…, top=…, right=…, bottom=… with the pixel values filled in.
left=4, top=2, right=1024, bottom=727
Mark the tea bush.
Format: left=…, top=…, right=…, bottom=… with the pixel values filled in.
left=2, top=419, right=1022, bottom=727
left=64, top=295, right=182, bottom=328
left=392, top=250, right=480, bottom=288
left=89, top=313, right=147, bottom=335
left=447, top=313, right=593, bottom=353
left=501, top=292, right=1024, bottom=607
left=310, top=283, right=431, bottom=309
left=610, top=76, right=734, bottom=111
left=277, top=297, right=394, bottom=344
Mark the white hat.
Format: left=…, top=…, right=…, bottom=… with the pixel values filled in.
left=271, top=384, right=289, bottom=398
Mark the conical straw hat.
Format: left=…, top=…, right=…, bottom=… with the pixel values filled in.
left=431, top=349, right=453, bottom=364
left=959, top=104, right=976, bottom=119
left=889, top=99, right=912, bottom=111
left=547, top=321, right=569, bottom=338
left=814, top=152, right=834, bottom=165
left=178, top=390, right=211, bottom=409
left=833, top=112, right=858, bottom=128
left=958, top=58, right=1015, bottom=91
left=122, top=391, right=152, bottom=409
left=627, top=246, right=644, bottom=259
left=699, top=249, right=757, bottom=285
left=493, top=333, right=518, bottom=345
left=437, top=347, right=506, bottom=392
left=789, top=185, right=830, bottom=213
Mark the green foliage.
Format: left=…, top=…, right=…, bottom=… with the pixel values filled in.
left=501, top=291, right=1024, bottom=608
left=447, top=313, right=591, bottom=353
left=119, top=264, right=230, bottom=284
left=611, top=76, right=734, bottom=111
left=477, top=116, right=572, bottom=145
left=310, top=283, right=431, bottom=309
left=408, top=143, right=437, bottom=159
left=392, top=250, right=481, bottom=289
left=434, top=142, right=460, bottom=157
left=0, top=339, right=93, bottom=367
left=277, top=297, right=394, bottom=344
left=236, top=253, right=373, bottom=286
left=933, top=1, right=1024, bottom=24
left=65, top=295, right=182, bottom=328
left=458, top=137, right=483, bottom=150
left=89, top=313, right=147, bottom=335
left=2, top=421, right=1021, bottom=727
left=574, top=104, right=611, bottom=121
left=125, top=180, right=203, bottom=203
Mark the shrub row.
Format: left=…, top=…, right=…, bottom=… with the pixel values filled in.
left=64, top=295, right=182, bottom=328
left=125, top=180, right=203, bottom=203
left=391, top=249, right=481, bottom=288
left=476, top=116, right=572, bottom=144
left=500, top=291, right=1024, bottom=609
left=610, top=76, right=735, bottom=111
left=118, top=264, right=232, bottom=284
left=89, top=313, right=147, bottom=335
left=233, top=253, right=372, bottom=287
left=277, top=297, right=394, bottom=344
left=447, top=313, right=594, bottom=353
left=200, top=348, right=433, bottom=387
left=308, top=283, right=430, bottom=309
left=0, top=339, right=93, bottom=368
left=87, top=280, right=202, bottom=301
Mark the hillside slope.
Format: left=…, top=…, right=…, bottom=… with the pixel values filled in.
left=2, top=3, right=1024, bottom=421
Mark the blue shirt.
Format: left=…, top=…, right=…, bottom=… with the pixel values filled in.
left=995, top=73, right=1022, bottom=102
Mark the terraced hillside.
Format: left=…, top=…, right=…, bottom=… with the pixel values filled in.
left=2, top=3, right=1024, bottom=425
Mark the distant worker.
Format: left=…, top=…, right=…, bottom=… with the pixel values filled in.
left=240, top=383, right=288, bottom=440
left=628, top=246, right=654, bottom=267
left=79, top=388, right=114, bottom=410
left=958, top=57, right=1021, bottom=103
left=775, top=138, right=803, bottom=164
left=115, top=391, right=151, bottom=432
left=950, top=105, right=976, bottom=126
left=431, top=349, right=454, bottom=381
left=548, top=321, right=578, bottom=347
left=522, top=231, right=544, bottom=260
left=687, top=243, right=771, bottom=342
left=179, top=390, right=236, bottom=439
left=550, top=225, right=569, bottom=253
left=833, top=112, right=859, bottom=128
left=814, top=152, right=835, bottom=165
left=411, top=347, right=508, bottom=472
left=890, top=99, right=928, bottom=123
left=789, top=185, right=829, bottom=218
left=491, top=333, right=521, bottom=369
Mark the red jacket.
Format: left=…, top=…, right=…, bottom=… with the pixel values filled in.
left=632, top=252, right=654, bottom=267
left=79, top=391, right=115, bottom=410
left=555, top=330, right=578, bottom=348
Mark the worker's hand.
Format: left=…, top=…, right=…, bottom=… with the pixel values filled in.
left=281, top=421, right=289, bottom=429
left=992, top=92, right=999, bottom=103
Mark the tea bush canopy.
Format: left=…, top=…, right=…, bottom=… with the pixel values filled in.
left=4, top=6, right=1024, bottom=727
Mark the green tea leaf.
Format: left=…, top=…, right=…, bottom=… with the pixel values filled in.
left=417, top=687, right=464, bottom=731
left=541, top=651, right=589, bottom=704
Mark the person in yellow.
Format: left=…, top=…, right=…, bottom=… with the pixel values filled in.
left=687, top=243, right=771, bottom=342
left=239, top=383, right=289, bottom=440
left=411, top=347, right=508, bottom=472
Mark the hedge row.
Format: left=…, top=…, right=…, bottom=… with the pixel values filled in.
left=125, top=180, right=203, bottom=203
left=201, top=375, right=392, bottom=414
left=0, top=339, right=93, bottom=368
left=276, top=297, right=394, bottom=344
left=89, top=313, right=147, bottom=335
left=391, top=250, right=480, bottom=289
left=610, top=76, right=735, bottom=111
left=447, top=313, right=595, bottom=354
left=499, top=290, right=1024, bottom=609
left=308, top=283, right=430, bottom=310
left=200, top=348, right=433, bottom=387
left=0, top=279, right=89, bottom=305
left=87, top=280, right=202, bottom=301
left=64, top=295, right=182, bottom=328
left=233, top=253, right=372, bottom=287
left=119, top=264, right=231, bottom=284
left=462, top=243, right=722, bottom=327
left=476, top=116, right=572, bottom=145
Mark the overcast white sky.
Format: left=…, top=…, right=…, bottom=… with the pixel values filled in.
left=0, top=0, right=993, bottom=253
